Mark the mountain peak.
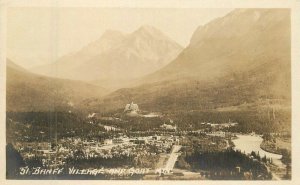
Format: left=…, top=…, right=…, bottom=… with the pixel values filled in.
left=133, top=25, right=168, bottom=40
left=189, top=9, right=289, bottom=47
left=32, top=24, right=183, bottom=86
left=138, top=25, right=159, bottom=32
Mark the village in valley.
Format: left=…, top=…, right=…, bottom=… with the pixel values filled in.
left=7, top=102, right=291, bottom=180
left=6, top=8, right=292, bottom=181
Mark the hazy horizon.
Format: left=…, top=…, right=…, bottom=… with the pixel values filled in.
left=7, top=7, right=233, bottom=69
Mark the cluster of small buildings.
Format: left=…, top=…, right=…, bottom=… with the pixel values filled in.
left=14, top=134, right=181, bottom=168
left=195, top=122, right=239, bottom=133
left=201, top=122, right=238, bottom=128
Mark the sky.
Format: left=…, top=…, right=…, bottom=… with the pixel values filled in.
left=7, top=7, right=233, bottom=69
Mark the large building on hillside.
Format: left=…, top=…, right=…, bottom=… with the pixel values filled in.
left=124, top=102, right=139, bottom=113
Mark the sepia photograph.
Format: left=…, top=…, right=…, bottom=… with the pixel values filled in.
left=1, top=0, right=299, bottom=183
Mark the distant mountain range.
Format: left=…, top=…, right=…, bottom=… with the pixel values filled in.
left=7, top=9, right=291, bottom=115
left=7, top=59, right=107, bottom=112
left=32, top=25, right=183, bottom=90
left=87, top=9, right=291, bottom=112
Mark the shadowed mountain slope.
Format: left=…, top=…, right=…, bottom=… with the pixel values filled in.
left=7, top=59, right=107, bottom=111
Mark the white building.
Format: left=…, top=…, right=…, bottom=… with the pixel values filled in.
left=161, top=123, right=177, bottom=131
left=104, top=139, right=113, bottom=145
left=124, top=102, right=139, bottom=113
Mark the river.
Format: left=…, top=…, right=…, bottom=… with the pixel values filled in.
left=232, top=134, right=284, bottom=168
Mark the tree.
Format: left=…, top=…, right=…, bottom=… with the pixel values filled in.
left=74, top=150, right=85, bottom=159
left=6, top=143, right=25, bottom=179
left=262, top=155, right=267, bottom=163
